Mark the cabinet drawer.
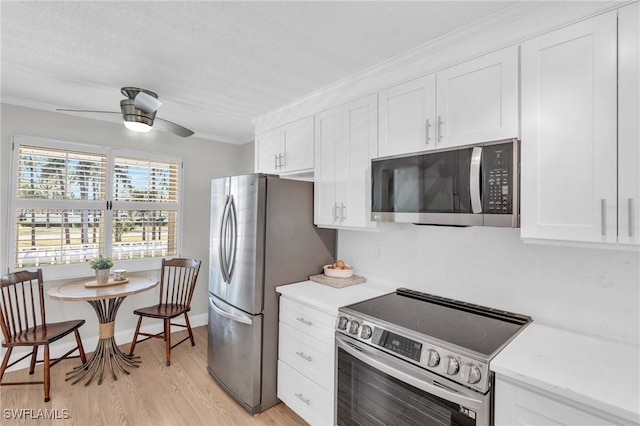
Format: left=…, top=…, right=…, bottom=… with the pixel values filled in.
left=279, top=322, right=334, bottom=392
left=279, top=297, right=335, bottom=345
left=278, top=360, right=334, bottom=426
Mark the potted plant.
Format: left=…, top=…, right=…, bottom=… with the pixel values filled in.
left=89, top=255, right=114, bottom=284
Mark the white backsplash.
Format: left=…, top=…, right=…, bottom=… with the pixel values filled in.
left=338, top=224, right=640, bottom=345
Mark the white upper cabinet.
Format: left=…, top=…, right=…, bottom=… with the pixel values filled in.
left=618, top=2, right=639, bottom=246
left=256, top=126, right=281, bottom=174
left=520, top=11, right=620, bottom=244
left=436, top=45, right=519, bottom=149
left=314, top=94, right=378, bottom=229
left=255, top=115, right=314, bottom=175
left=377, top=46, right=518, bottom=157
left=378, top=75, right=436, bottom=157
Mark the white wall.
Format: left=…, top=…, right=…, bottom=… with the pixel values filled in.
left=1, top=104, right=253, bottom=364
left=338, top=224, right=640, bottom=345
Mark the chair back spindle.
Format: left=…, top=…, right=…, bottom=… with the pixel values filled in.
left=158, top=258, right=201, bottom=308
left=0, top=269, right=45, bottom=344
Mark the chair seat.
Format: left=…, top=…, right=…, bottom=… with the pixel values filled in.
left=133, top=304, right=190, bottom=319
left=3, top=319, right=85, bottom=347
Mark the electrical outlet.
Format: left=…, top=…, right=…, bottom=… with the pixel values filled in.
left=375, top=246, right=384, bottom=260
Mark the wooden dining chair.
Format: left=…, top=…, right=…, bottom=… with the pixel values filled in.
left=0, top=269, right=87, bottom=402
left=128, top=258, right=201, bottom=366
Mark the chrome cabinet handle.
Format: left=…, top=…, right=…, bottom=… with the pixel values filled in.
left=340, top=203, right=346, bottom=221
left=437, top=115, right=443, bottom=143
left=601, top=199, right=607, bottom=236
left=278, top=153, right=285, bottom=169
left=470, top=147, right=482, bottom=214
left=296, top=317, right=312, bottom=326
left=334, top=203, right=340, bottom=222
left=629, top=198, right=635, bottom=237
left=294, top=393, right=311, bottom=405
left=296, top=351, right=312, bottom=362
left=274, top=154, right=278, bottom=170
left=426, top=118, right=431, bottom=145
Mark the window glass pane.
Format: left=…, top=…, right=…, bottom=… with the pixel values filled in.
left=17, top=146, right=106, bottom=200
left=14, top=208, right=104, bottom=268
left=112, top=210, right=178, bottom=260
left=114, top=157, right=179, bottom=203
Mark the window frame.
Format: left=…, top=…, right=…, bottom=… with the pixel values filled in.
left=6, top=134, right=184, bottom=280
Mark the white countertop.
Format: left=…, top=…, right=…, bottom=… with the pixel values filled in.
left=276, top=279, right=393, bottom=315
left=492, top=323, right=640, bottom=424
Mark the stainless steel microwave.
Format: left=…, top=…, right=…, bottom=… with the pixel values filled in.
left=371, top=139, right=519, bottom=227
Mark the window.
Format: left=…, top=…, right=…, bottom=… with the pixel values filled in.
left=7, top=135, right=183, bottom=279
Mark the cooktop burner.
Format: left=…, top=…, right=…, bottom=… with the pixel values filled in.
left=343, top=288, right=530, bottom=357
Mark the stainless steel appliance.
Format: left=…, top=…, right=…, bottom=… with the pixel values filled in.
left=371, top=138, right=519, bottom=227
left=207, top=174, right=335, bottom=414
left=335, top=288, right=531, bottom=426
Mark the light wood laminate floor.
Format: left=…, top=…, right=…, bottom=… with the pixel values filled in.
left=0, top=326, right=307, bottom=426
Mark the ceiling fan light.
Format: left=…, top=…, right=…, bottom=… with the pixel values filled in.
left=123, top=120, right=152, bottom=133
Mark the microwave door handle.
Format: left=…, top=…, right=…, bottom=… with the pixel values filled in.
left=470, top=147, right=483, bottom=214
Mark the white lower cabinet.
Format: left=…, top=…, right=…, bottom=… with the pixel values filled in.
left=495, top=377, right=623, bottom=426
left=278, top=360, right=333, bottom=426
left=278, top=297, right=336, bottom=425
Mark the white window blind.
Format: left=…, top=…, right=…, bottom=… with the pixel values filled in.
left=7, top=135, right=183, bottom=278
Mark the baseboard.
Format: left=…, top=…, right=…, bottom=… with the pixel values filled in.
left=2, top=313, right=208, bottom=373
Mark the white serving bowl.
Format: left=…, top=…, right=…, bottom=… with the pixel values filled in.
left=324, top=264, right=354, bottom=278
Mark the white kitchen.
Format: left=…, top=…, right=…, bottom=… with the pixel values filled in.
left=1, top=2, right=638, bottom=426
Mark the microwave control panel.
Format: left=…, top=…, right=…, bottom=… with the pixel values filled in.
left=484, top=143, right=512, bottom=214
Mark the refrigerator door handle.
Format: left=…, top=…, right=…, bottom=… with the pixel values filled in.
left=227, top=195, right=238, bottom=281
left=219, top=195, right=231, bottom=283
left=209, top=297, right=253, bottom=325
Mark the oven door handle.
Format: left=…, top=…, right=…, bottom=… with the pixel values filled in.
left=336, top=335, right=484, bottom=411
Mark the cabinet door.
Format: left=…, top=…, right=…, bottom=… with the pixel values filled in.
left=339, top=94, right=378, bottom=228
left=256, top=127, right=280, bottom=174
left=282, top=115, right=314, bottom=173
left=495, top=378, right=618, bottom=426
left=618, top=3, right=639, bottom=246
left=520, top=12, right=617, bottom=243
left=378, top=74, right=436, bottom=157
left=436, top=45, right=518, bottom=148
left=314, top=107, right=340, bottom=227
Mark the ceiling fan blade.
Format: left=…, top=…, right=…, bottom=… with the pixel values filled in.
left=134, top=91, right=163, bottom=113
left=153, top=117, right=194, bottom=137
left=56, top=109, right=120, bottom=114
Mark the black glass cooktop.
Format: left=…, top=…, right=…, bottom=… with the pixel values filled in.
left=343, top=288, right=531, bottom=357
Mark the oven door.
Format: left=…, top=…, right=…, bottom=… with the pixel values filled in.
left=336, top=334, right=490, bottom=426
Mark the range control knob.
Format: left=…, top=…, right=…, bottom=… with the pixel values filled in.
left=441, top=356, right=459, bottom=375
left=348, top=321, right=360, bottom=335
left=360, top=325, right=373, bottom=340
left=461, top=363, right=482, bottom=384
left=337, top=316, right=349, bottom=330
left=426, top=349, right=440, bottom=367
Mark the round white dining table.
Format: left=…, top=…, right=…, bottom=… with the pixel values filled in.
left=47, top=275, right=158, bottom=385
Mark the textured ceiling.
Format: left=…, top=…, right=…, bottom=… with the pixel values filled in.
left=2, top=1, right=524, bottom=143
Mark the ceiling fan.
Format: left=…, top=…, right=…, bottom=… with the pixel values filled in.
left=57, top=87, right=194, bottom=137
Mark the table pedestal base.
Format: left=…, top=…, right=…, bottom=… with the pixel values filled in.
left=66, top=297, right=141, bottom=385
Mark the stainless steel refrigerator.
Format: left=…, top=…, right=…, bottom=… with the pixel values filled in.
left=207, top=174, right=336, bottom=414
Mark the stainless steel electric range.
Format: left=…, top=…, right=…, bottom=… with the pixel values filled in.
left=335, top=288, right=532, bottom=426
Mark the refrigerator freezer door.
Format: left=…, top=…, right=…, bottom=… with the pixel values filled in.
left=225, top=174, right=266, bottom=314
left=209, top=177, right=231, bottom=300
left=207, top=295, right=263, bottom=411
